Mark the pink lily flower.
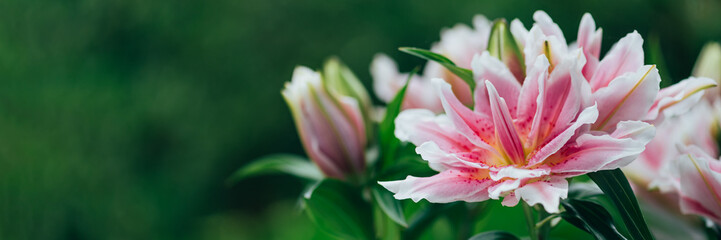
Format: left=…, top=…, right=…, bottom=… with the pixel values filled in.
left=625, top=100, right=720, bottom=192
left=380, top=11, right=715, bottom=213
left=282, top=66, right=367, bottom=180
left=371, top=15, right=491, bottom=112
left=670, top=146, right=721, bottom=225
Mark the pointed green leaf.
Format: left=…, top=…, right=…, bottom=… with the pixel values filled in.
left=372, top=184, right=407, bottom=227
left=227, top=154, right=323, bottom=185
left=468, top=230, right=520, bottom=240
left=588, top=169, right=654, bottom=240
left=561, top=199, right=627, bottom=240
left=487, top=19, right=525, bottom=80
left=398, top=47, right=475, bottom=89
left=304, top=179, right=373, bottom=240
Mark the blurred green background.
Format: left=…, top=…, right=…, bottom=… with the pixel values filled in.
left=0, top=0, right=719, bottom=239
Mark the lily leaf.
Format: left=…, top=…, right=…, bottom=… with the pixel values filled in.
left=399, top=47, right=475, bottom=89
left=372, top=184, right=407, bottom=227
left=588, top=169, right=654, bottom=240
left=561, top=199, right=627, bottom=240
left=468, top=230, right=520, bottom=240
left=227, top=154, right=322, bottom=185
left=304, top=179, right=373, bottom=240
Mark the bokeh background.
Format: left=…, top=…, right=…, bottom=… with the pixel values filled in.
left=0, top=0, right=719, bottom=239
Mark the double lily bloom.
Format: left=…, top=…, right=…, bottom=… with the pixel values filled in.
left=282, top=60, right=371, bottom=181
left=380, top=11, right=716, bottom=213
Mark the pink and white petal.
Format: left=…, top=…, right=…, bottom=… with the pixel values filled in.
left=590, top=31, right=644, bottom=91
left=527, top=104, right=598, bottom=167
left=371, top=54, right=406, bottom=102
left=516, top=55, right=550, bottom=142
left=576, top=13, right=602, bottom=78
left=415, top=142, right=493, bottom=171
left=502, top=192, right=520, bottom=207
left=486, top=81, right=525, bottom=164
left=532, top=11, right=567, bottom=45
left=435, top=78, right=499, bottom=152
left=592, top=65, right=660, bottom=132
left=489, top=166, right=550, bottom=181
left=473, top=52, right=522, bottom=116
left=515, top=177, right=569, bottom=213
left=645, top=77, right=717, bottom=123
left=551, top=121, right=655, bottom=175
left=673, top=146, right=721, bottom=224
left=510, top=19, right=529, bottom=48
left=526, top=50, right=590, bottom=148
left=379, top=168, right=493, bottom=203
left=576, top=13, right=602, bottom=59
left=488, top=179, right=522, bottom=199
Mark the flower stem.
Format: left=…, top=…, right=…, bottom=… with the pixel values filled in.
left=522, top=202, right=539, bottom=240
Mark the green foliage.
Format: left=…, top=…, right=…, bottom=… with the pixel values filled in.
left=561, top=199, right=627, bottom=240
left=398, top=47, right=476, bottom=89
left=227, top=154, right=323, bottom=184
left=588, top=169, right=654, bottom=240
left=303, top=179, right=373, bottom=240
left=378, top=68, right=415, bottom=171
left=468, top=231, right=520, bottom=240
left=372, top=184, right=408, bottom=227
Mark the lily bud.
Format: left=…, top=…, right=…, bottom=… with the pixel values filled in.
left=487, top=19, right=525, bottom=81
left=322, top=58, right=373, bottom=139
left=282, top=66, right=366, bottom=181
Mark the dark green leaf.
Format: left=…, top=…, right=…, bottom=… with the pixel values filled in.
left=304, top=179, right=373, bottom=240
left=372, top=184, right=407, bottom=227
left=588, top=169, right=654, bottom=240
left=227, top=154, right=322, bottom=185
left=378, top=68, right=415, bottom=171
left=561, top=199, right=627, bottom=240
left=468, top=230, right=520, bottom=240
left=398, top=47, right=475, bottom=89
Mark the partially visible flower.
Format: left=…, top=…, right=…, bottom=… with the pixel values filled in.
left=670, top=146, right=721, bottom=225
left=282, top=66, right=367, bottom=180
left=693, top=42, right=721, bottom=100
left=625, top=100, right=720, bottom=191
left=371, top=15, right=491, bottom=112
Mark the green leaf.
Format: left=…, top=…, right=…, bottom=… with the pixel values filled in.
left=487, top=19, right=525, bottom=80
left=304, top=179, right=373, bottom=240
left=378, top=68, right=415, bottom=171
left=372, top=184, right=407, bottom=227
left=588, top=169, right=654, bottom=240
left=227, top=154, right=322, bottom=185
left=468, top=230, right=520, bottom=240
left=561, top=199, right=627, bottom=240
left=398, top=47, right=475, bottom=89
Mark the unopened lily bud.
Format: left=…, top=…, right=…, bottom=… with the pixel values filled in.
left=323, top=58, right=373, bottom=139
left=487, top=19, right=525, bottom=81
left=282, top=66, right=366, bottom=180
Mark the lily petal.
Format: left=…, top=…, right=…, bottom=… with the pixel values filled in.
left=592, top=65, right=660, bottom=132
left=645, top=77, right=717, bottom=123
left=486, top=80, right=525, bottom=164
left=379, top=168, right=493, bottom=203
left=590, top=31, right=644, bottom=91
left=515, top=177, right=568, bottom=213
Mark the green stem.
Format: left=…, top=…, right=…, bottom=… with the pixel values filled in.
left=523, top=203, right=539, bottom=240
